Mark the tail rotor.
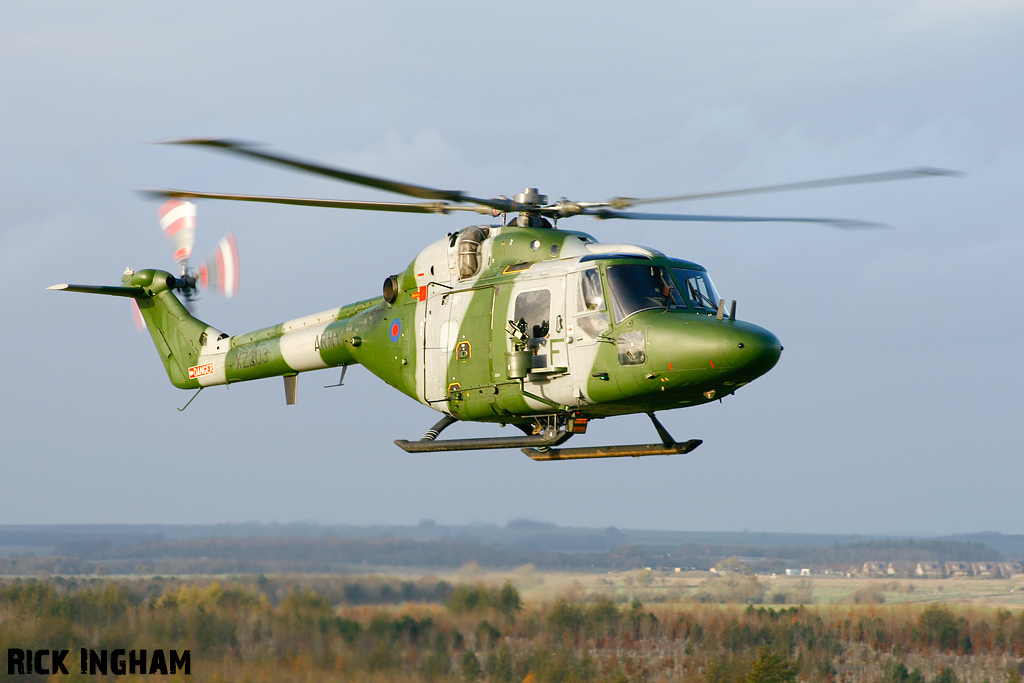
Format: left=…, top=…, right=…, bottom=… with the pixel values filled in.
left=131, top=298, right=146, bottom=331
left=157, top=199, right=196, bottom=276
left=156, top=199, right=240, bottom=310
left=199, top=232, right=239, bottom=298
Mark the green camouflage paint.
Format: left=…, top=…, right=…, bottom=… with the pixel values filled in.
left=55, top=223, right=782, bottom=431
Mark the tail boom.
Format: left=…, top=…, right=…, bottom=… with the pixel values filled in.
left=51, top=269, right=370, bottom=391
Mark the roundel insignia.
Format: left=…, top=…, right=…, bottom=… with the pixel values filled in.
left=389, top=319, right=402, bottom=342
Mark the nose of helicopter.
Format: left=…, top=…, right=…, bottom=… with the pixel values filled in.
left=646, top=316, right=782, bottom=383
left=721, top=321, right=783, bottom=380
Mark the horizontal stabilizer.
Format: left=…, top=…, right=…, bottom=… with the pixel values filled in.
left=47, top=284, right=147, bottom=299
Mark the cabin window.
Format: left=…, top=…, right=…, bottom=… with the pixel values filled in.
left=513, top=289, right=551, bottom=340
left=606, top=265, right=686, bottom=323
left=617, top=331, right=646, bottom=365
left=672, top=268, right=720, bottom=311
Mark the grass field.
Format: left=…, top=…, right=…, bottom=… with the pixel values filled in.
left=436, top=567, right=1024, bottom=609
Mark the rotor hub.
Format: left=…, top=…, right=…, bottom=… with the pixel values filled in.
left=513, top=188, right=547, bottom=206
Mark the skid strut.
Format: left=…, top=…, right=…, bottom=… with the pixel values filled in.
left=523, top=412, right=702, bottom=461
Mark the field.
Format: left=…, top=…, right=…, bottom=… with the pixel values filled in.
left=442, top=567, right=1024, bottom=610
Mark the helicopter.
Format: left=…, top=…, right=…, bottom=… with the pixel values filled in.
left=49, top=139, right=955, bottom=460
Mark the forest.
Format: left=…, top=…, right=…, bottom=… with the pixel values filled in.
left=2, top=574, right=1023, bottom=683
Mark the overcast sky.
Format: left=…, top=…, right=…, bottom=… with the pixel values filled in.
left=2, top=1, right=1021, bottom=535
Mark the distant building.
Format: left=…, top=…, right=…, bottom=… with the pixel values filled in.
left=862, top=561, right=887, bottom=576
left=916, top=562, right=944, bottom=578
left=971, top=562, right=995, bottom=577
left=945, top=562, right=970, bottom=577
left=887, top=561, right=916, bottom=577
left=997, top=562, right=1022, bottom=578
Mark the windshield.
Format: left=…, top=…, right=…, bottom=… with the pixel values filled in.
left=606, top=265, right=686, bottom=323
left=672, top=268, right=720, bottom=311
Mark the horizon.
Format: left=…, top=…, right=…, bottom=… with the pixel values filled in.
left=2, top=519, right=1022, bottom=539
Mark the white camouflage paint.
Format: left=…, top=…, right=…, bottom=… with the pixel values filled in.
left=278, top=308, right=342, bottom=372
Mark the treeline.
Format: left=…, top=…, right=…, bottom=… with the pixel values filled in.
left=1, top=576, right=1023, bottom=682
left=4, top=525, right=1022, bottom=564
left=0, top=536, right=1004, bottom=577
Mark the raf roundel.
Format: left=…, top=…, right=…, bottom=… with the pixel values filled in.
left=389, top=318, right=401, bottom=342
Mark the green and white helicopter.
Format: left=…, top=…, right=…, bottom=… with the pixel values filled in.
left=50, top=140, right=954, bottom=460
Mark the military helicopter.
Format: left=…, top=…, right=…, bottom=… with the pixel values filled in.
left=49, top=139, right=954, bottom=460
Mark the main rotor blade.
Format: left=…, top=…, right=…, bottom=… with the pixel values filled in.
left=585, top=209, right=885, bottom=229
left=600, top=167, right=961, bottom=209
left=158, top=138, right=520, bottom=213
left=139, top=189, right=495, bottom=215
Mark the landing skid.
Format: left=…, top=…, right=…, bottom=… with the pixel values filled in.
left=394, top=415, right=572, bottom=452
left=395, top=430, right=571, bottom=452
left=395, top=412, right=701, bottom=460
left=523, top=439, right=702, bottom=461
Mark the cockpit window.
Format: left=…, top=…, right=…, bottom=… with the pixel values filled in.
left=617, top=331, right=646, bottom=366
left=579, top=269, right=605, bottom=312
left=672, top=268, right=720, bottom=311
left=575, top=268, right=610, bottom=338
left=606, top=265, right=686, bottom=323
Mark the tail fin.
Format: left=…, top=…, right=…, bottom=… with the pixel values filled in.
left=50, top=268, right=222, bottom=389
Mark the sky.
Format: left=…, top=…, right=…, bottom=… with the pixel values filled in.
left=2, top=0, right=1022, bottom=535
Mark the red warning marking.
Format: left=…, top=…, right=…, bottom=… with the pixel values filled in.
left=188, top=363, right=215, bottom=379
left=709, top=360, right=715, bottom=369
left=668, top=362, right=673, bottom=371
